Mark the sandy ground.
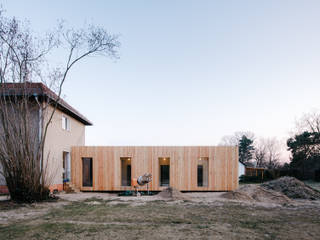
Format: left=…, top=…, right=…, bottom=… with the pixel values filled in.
left=0, top=192, right=229, bottom=224
left=0, top=192, right=225, bottom=224
left=1, top=190, right=319, bottom=225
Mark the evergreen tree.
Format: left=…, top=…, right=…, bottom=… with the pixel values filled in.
left=287, top=131, right=320, bottom=179
left=239, top=135, right=255, bottom=164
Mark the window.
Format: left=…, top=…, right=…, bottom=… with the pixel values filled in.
left=159, top=157, right=170, bottom=186
left=82, top=158, right=93, bottom=187
left=120, top=157, right=131, bottom=186
left=62, top=115, right=71, bottom=131
left=197, top=157, right=208, bottom=187
left=197, top=165, right=203, bottom=187
left=63, top=151, right=71, bottom=181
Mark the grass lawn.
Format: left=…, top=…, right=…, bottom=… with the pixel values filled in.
left=0, top=197, right=320, bottom=240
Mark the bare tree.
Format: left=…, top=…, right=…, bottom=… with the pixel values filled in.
left=219, top=135, right=239, bottom=146
left=254, top=141, right=267, bottom=167
left=254, top=138, right=281, bottom=169
left=294, top=110, right=320, bottom=134
left=0, top=9, right=120, bottom=202
left=219, top=131, right=255, bottom=146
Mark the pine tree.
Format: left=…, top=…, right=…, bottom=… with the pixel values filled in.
left=239, top=135, right=255, bottom=164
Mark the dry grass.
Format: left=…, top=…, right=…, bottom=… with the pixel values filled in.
left=0, top=196, right=320, bottom=240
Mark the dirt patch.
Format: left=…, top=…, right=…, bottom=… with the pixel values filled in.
left=85, top=201, right=102, bottom=205
left=0, top=200, right=69, bottom=224
left=58, top=192, right=117, bottom=202
left=222, top=185, right=291, bottom=204
left=0, top=200, right=27, bottom=211
left=222, top=190, right=254, bottom=202
left=262, top=177, right=320, bottom=200
left=222, top=177, right=320, bottom=204
left=158, top=187, right=191, bottom=201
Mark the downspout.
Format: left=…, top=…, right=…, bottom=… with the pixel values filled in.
left=39, top=99, right=42, bottom=172
left=35, top=95, right=42, bottom=172
left=38, top=98, right=42, bottom=144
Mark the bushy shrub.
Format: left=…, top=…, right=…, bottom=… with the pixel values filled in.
left=10, top=184, right=51, bottom=203
left=239, top=175, right=263, bottom=183
left=264, top=169, right=280, bottom=181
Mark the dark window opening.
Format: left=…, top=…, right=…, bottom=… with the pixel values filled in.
left=198, top=157, right=209, bottom=187
left=159, top=158, right=170, bottom=187
left=82, top=158, right=92, bottom=187
left=160, top=165, right=170, bottom=186
left=197, top=165, right=203, bottom=187
left=121, top=157, right=131, bottom=186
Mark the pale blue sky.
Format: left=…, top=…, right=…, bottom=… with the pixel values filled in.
left=3, top=1, right=320, bottom=150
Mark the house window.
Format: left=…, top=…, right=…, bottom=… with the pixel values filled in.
left=120, top=157, right=131, bottom=186
left=62, top=115, right=71, bottom=131
left=197, top=165, right=203, bottom=186
left=159, top=157, right=170, bottom=187
left=197, top=157, right=208, bottom=187
left=82, top=158, right=93, bottom=187
left=63, top=151, right=71, bottom=182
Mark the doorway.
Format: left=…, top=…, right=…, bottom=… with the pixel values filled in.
left=120, top=157, right=132, bottom=186
left=159, top=157, right=170, bottom=186
left=82, top=157, right=93, bottom=187
left=63, top=151, right=71, bottom=182
left=197, top=157, right=208, bottom=187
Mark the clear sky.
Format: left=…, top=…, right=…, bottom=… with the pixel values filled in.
left=3, top=1, right=320, bottom=152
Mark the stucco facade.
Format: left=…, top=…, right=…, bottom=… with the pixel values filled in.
left=0, top=82, right=91, bottom=193
left=44, top=106, right=86, bottom=191
left=0, top=105, right=87, bottom=193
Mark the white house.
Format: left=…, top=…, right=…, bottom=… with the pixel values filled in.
left=238, top=160, right=245, bottom=179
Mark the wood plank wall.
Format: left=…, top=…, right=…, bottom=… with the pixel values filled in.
left=71, top=146, right=239, bottom=191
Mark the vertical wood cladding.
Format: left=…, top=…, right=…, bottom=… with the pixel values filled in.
left=71, top=146, right=238, bottom=191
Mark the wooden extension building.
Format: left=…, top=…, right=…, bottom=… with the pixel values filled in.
left=71, top=146, right=239, bottom=192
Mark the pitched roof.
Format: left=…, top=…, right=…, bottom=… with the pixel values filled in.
left=0, top=82, right=92, bottom=126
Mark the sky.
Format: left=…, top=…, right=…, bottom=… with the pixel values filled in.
left=2, top=1, right=320, bottom=157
